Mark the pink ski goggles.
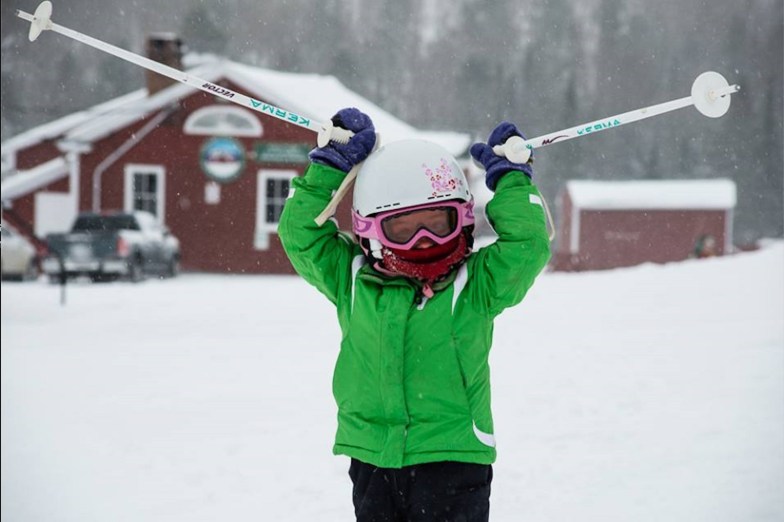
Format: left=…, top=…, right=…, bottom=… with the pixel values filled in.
left=353, top=200, right=474, bottom=250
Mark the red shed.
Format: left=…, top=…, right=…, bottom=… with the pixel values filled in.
left=552, top=179, right=737, bottom=271
left=1, top=36, right=470, bottom=274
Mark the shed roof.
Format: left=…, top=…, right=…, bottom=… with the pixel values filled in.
left=565, top=179, right=737, bottom=210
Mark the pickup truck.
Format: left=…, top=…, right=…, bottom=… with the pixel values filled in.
left=42, top=211, right=180, bottom=282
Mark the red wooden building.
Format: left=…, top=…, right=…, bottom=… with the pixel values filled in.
left=552, top=179, right=737, bottom=271
left=1, top=36, right=470, bottom=274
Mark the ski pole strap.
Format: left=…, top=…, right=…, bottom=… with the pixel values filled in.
left=314, top=164, right=361, bottom=226
left=541, top=192, right=556, bottom=242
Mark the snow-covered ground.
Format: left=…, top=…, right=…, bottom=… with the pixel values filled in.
left=2, top=242, right=783, bottom=521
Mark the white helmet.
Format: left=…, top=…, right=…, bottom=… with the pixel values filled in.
left=353, top=139, right=472, bottom=217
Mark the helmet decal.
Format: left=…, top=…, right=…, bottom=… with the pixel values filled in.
left=424, top=158, right=464, bottom=197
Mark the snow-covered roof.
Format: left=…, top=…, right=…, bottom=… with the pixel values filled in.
left=2, top=58, right=470, bottom=159
left=224, top=62, right=471, bottom=154
left=1, top=91, right=148, bottom=157
left=566, top=179, right=737, bottom=210
left=1, top=156, right=69, bottom=201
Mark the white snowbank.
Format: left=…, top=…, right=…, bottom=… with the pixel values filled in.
left=2, top=242, right=782, bottom=521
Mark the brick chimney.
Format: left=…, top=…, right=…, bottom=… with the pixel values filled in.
left=144, top=33, right=184, bottom=96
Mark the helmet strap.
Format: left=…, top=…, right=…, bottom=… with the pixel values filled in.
left=368, top=238, right=384, bottom=260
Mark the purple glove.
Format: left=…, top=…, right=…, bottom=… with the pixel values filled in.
left=470, top=121, right=533, bottom=191
left=309, top=108, right=376, bottom=173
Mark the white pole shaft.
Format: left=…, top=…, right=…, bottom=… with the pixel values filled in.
left=527, top=95, right=694, bottom=149
left=15, top=8, right=325, bottom=134
left=500, top=82, right=739, bottom=160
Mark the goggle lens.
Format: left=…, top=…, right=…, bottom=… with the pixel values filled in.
left=380, top=207, right=458, bottom=245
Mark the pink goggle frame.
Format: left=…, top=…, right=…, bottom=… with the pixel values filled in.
left=352, top=200, right=475, bottom=250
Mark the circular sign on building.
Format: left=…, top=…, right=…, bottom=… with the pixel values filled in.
left=199, top=137, right=246, bottom=183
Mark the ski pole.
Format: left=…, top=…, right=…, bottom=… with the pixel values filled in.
left=493, top=71, right=740, bottom=164
left=15, top=1, right=351, bottom=148
left=315, top=72, right=740, bottom=226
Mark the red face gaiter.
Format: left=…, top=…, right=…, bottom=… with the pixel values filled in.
left=380, top=233, right=469, bottom=295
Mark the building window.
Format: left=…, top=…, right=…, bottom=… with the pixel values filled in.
left=133, top=173, right=158, bottom=214
left=255, top=169, right=296, bottom=250
left=124, top=164, right=165, bottom=220
left=265, top=177, right=291, bottom=224
left=184, top=105, right=263, bottom=137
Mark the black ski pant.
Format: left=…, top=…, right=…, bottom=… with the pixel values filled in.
left=348, top=458, right=492, bottom=522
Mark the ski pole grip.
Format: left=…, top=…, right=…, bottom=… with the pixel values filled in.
left=317, top=120, right=354, bottom=148
left=492, top=135, right=532, bottom=164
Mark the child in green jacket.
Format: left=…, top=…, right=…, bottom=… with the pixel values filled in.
left=279, top=108, right=550, bottom=521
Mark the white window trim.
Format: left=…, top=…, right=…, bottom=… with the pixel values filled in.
left=724, top=208, right=734, bottom=254
left=124, top=164, right=166, bottom=223
left=570, top=208, right=581, bottom=255
left=255, top=169, right=297, bottom=250
left=184, top=105, right=263, bottom=137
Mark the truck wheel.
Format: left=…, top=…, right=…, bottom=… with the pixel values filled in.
left=127, top=256, right=144, bottom=283
left=23, top=260, right=40, bottom=281
left=165, top=256, right=180, bottom=278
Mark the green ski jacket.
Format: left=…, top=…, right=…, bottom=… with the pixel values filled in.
left=279, top=162, right=550, bottom=468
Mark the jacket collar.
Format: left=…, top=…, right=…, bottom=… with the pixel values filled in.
left=357, top=263, right=459, bottom=292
